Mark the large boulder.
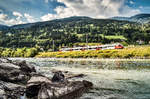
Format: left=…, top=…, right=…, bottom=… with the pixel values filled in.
left=0, top=58, right=36, bottom=84
left=0, top=81, right=25, bottom=99
left=0, top=58, right=36, bottom=99
left=26, top=72, right=93, bottom=99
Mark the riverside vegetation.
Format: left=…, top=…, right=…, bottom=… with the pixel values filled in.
left=0, top=47, right=38, bottom=57
left=1, top=46, right=150, bottom=58
left=36, top=46, right=150, bottom=59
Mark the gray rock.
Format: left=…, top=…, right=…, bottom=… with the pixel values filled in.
left=0, top=58, right=36, bottom=98
left=51, top=71, right=65, bottom=82
left=0, top=58, right=36, bottom=84
left=0, top=81, right=25, bottom=99
left=0, top=89, right=5, bottom=99
left=26, top=73, right=93, bottom=99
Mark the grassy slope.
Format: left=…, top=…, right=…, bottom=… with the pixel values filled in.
left=77, top=34, right=127, bottom=40
left=105, top=35, right=127, bottom=40
left=36, top=46, right=150, bottom=59
left=99, top=34, right=127, bottom=40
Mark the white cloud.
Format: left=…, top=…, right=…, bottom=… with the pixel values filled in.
left=0, top=13, right=24, bottom=25
left=0, top=13, right=7, bottom=21
left=45, top=0, right=49, bottom=3
left=13, top=11, right=23, bottom=21
left=41, top=13, right=57, bottom=21
left=0, top=9, right=3, bottom=13
left=24, top=13, right=35, bottom=23
left=13, top=12, right=23, bottom=18
left=129, top=1, right=135, bottom=4
left=0, top=12, right=37, bottom=25
left=1, top=0, right=141, bottom=25
left=41, top=0, right=140, bottom=21
left=139, top=6, right=143, bottom=9
left=44, top=0, right=55, bottom=3
left=5, top=19, right=24, bottom=26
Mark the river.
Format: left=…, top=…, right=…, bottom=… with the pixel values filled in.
left=10, top=58, right=150, bottom=99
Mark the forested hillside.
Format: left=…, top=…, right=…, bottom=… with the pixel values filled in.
left=0, top=16, right=150, bottom=51
left=112, top=14, right=150, bottom=23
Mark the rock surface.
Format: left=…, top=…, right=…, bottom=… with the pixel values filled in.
left=0, top=81, right=25, bottom=99
left=0, top=58, right=36, bottom=99
left=0, top=58, right=36, bottom=84
left=26, top=72, right=93, bottom=99
left=52, top=69, right=86, bottom=79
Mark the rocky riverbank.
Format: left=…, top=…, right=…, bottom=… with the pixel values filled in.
left=0, top=58, right=93, bottom=99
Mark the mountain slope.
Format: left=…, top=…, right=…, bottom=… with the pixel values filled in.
left=0, top=16, right=149, bottom=50
left=10, top=16, right=92, bottom=29
left=130, top=14, right=150, bottom=23
left=6, top=14, right=150, bottom=30
left=111, top=17, right=130, bottom=21
left=0, top=24, right=9, bottom=30
left=10, top=23, right=36, bottom=29
left=2, top=14, right=150, bottom=30
left=111, top=14, right=150, bottom=23
left=9, top=16, right=136, bottom=31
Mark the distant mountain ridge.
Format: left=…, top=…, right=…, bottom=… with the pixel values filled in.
left=1, top=16, right=92, bottom=30
left=111, top=14, right=150, bottom=23
left=9, top=16, right=92, bottom=29
left=0, top=24, right=9, bottom=30
left=9, top=14, right=150, bottom=30
left=0, top=14, right=150, bottom=30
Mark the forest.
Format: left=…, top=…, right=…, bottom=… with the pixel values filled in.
left=0, top=16, right=150, bottom=54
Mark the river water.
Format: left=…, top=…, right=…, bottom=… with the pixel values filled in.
left=10, top=58, right=150, bottom=99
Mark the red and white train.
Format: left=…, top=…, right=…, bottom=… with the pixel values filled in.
left=60, top=43, right=124, bottom=52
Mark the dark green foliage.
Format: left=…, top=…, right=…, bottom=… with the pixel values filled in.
left=0, top=17, right=150, bottom=51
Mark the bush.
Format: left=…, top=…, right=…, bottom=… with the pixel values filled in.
left=120, top=41, right=128, bottom=46
left=1, top=48, right=13, bottom=57
left=24, top=48, right=38, bottom=57
left=0, top=47, right=39, bottom=57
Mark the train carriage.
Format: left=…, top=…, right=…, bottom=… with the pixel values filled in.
left=60, top=43, right=124, bottom=52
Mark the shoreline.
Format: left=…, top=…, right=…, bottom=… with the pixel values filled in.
left=9, top=57, right=150, bottom=62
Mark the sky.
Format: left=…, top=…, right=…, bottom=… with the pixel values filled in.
left=0, top=0, right=150, bottom=26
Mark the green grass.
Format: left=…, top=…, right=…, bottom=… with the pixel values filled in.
left=100, top=34, right=127, bottom=40
left=74, top=43, right=102, bottom=46
left=77, top=34, right=83, bottom=37
left=105, top=35, right=127, bottom=40
left=77, top=34, right=127, bottom=40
